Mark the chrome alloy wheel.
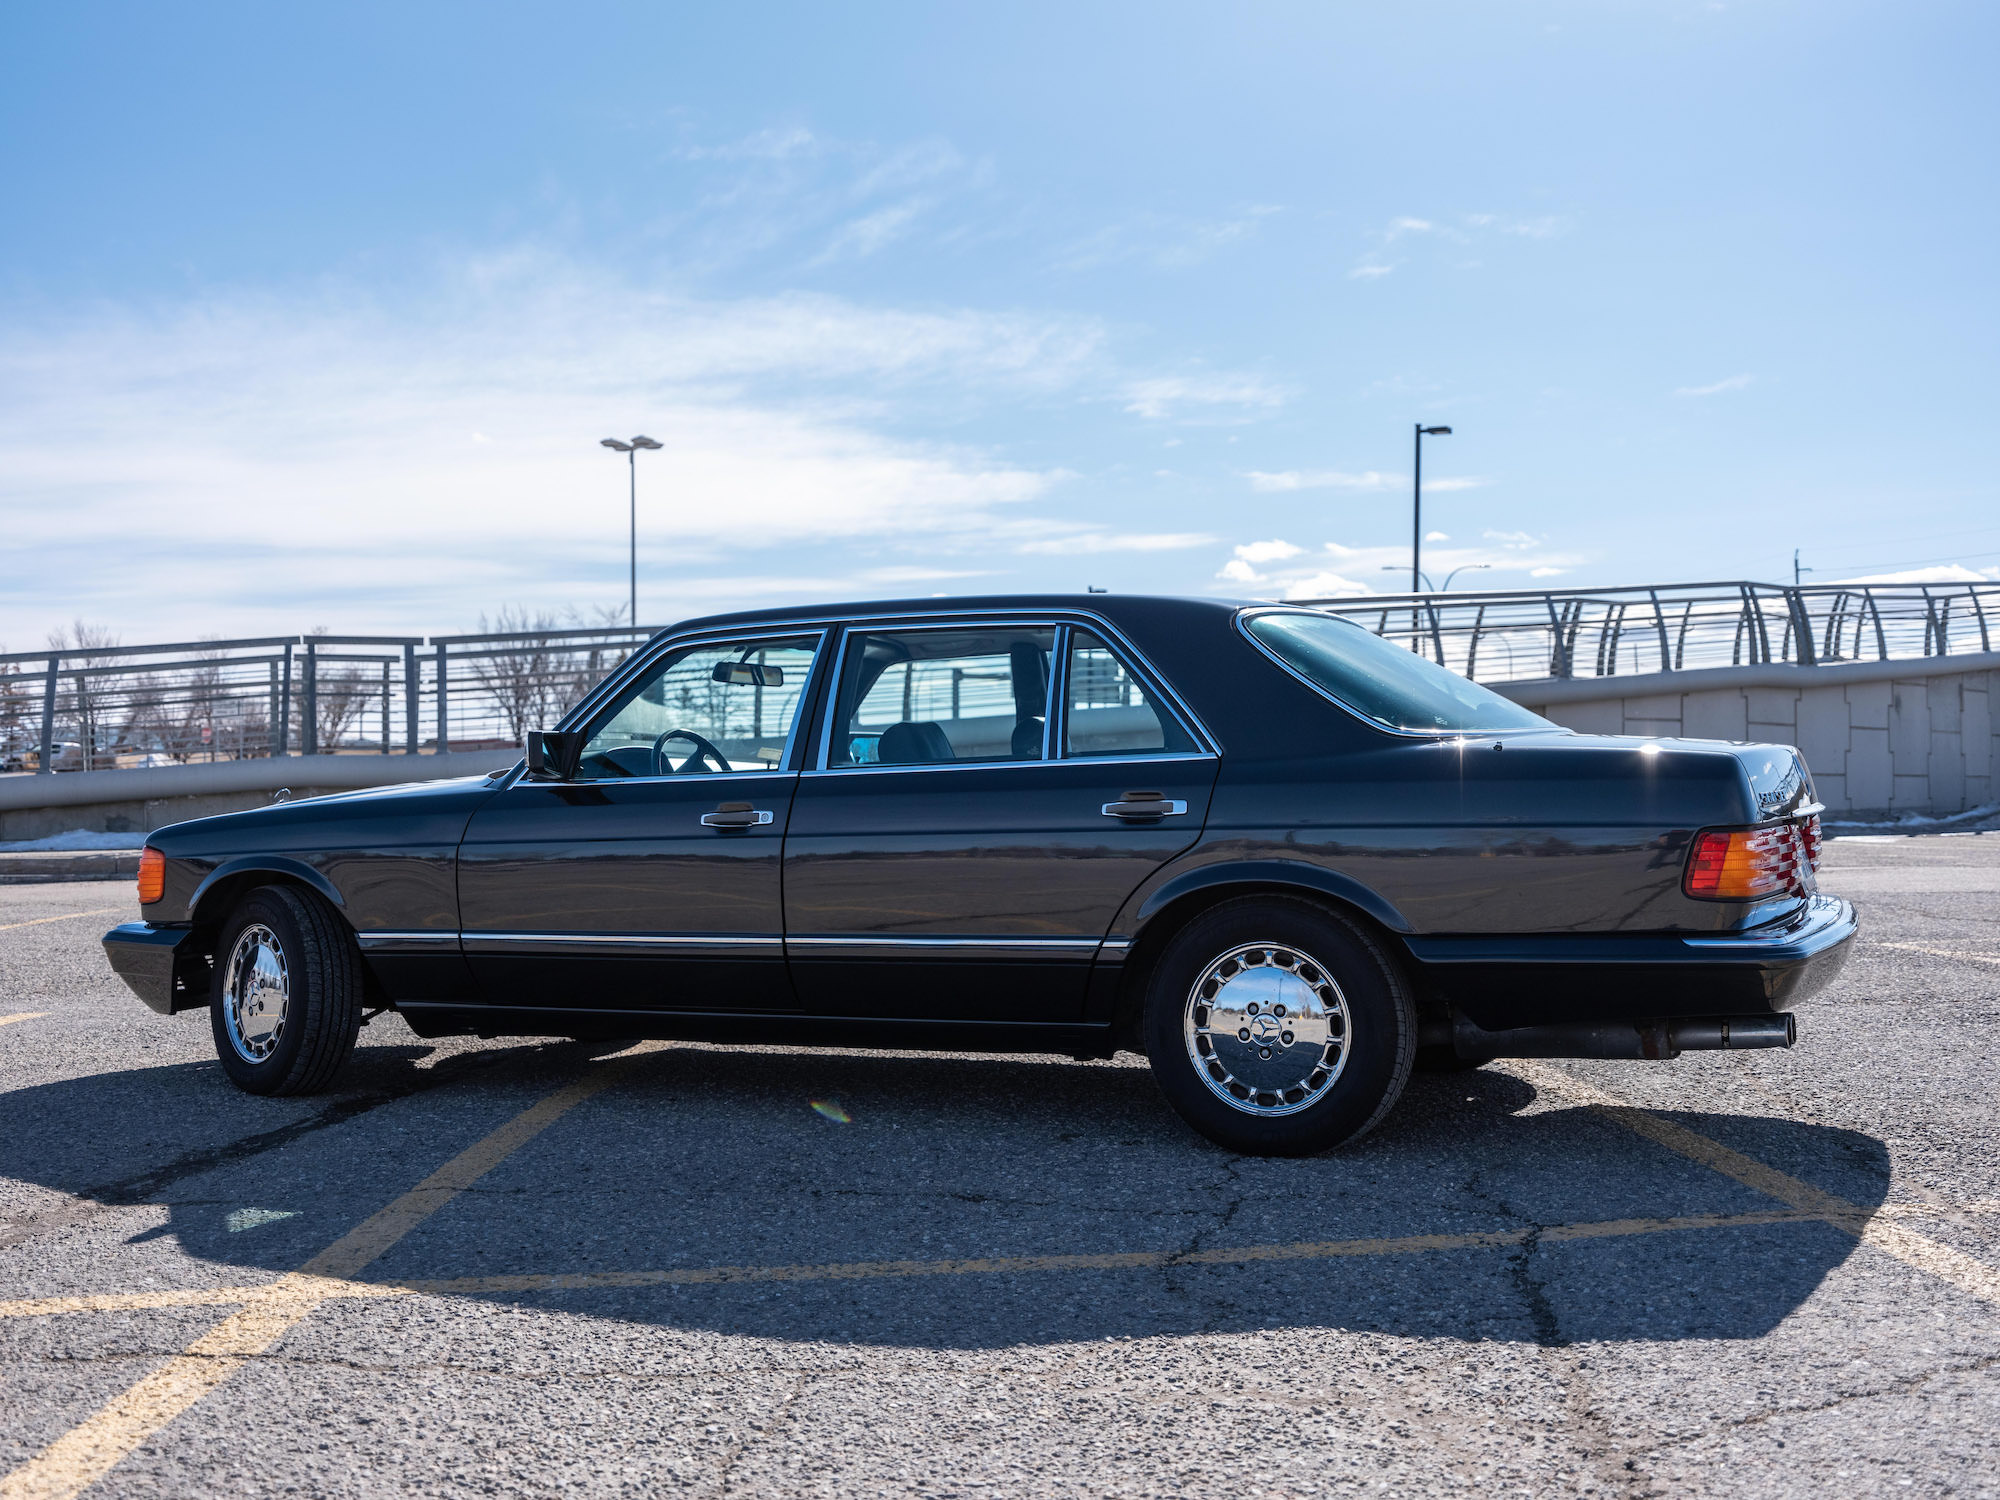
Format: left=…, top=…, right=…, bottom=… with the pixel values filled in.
left=1183, top=941, right=1351, bottom=1117
left=221, top=922, right=290, bottom=1064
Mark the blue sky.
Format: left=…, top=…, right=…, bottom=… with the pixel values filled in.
left=2, top=1, right=1995, bottom=642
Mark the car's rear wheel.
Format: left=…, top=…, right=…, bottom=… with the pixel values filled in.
left=1142, top=895, right=1416, bottom=1155
left=209, top=885, right=363, bottom=1095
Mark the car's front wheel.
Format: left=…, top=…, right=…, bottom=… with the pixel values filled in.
left=210, top=885, right=363, bottom=1095
left=1142, top=896, right=1416, bottom=1155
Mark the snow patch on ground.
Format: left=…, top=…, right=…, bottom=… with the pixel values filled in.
left=1825, top=802, right=1999, bottom=833
left=0, top=831, right=147, bottom=852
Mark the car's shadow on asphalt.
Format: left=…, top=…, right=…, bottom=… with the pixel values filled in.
left=0, top=1036, right=1890, bottom=1350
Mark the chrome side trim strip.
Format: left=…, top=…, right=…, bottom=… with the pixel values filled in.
left=799, top=752, right=1215, bottom=781
left=1098, top=937, right=1134, bottom=958
left=787, top=935, right=1101, bottom=960
left=460, top=931, right=784, bottom=955
left=355, top=931, right=462, bottom=952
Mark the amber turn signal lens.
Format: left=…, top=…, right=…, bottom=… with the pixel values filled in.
left=137, top=847, right=165, bottom=906
left=1683, top=815, right=1821, bottom=901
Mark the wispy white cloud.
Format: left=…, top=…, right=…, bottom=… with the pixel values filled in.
left=1835, top=563, right=1999, bottom=585
left=810, top=200, right=928, bottom=264
left=1246, top=469, right=1398, bottom=492
left=1122, top=373, right=1287, bottom=421
left=0, top=256, right=1130, bottom=638
left=1674, top=373, right=1754, bottom=397
left=1233, top=539, right=1305, bottom=565
left=1246, top=469, right=1487, bottom=494
left=1054, top=207, right=1283, bottom=273
left=1351, top=210, right=1570, bottom=280
left=673, top=126, right=822, bottom=162
left=1212, top=535, right=1584, bottom=599
left=1018, top=531, right=1215, bottom=555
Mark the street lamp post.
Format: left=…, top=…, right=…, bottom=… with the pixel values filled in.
left=600, top=435, right=663, bottom=628
left=1412, top=424, right=1452, bottom=592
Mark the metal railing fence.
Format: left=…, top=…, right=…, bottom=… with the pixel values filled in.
left=0, top=626, right=654, bottom=775
left=3, top=582, right=1996, bottom=775
left=1294, top=580, right=2000, bottom=685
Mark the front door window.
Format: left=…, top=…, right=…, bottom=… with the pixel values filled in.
left=578, top=635, right=820, bottom=779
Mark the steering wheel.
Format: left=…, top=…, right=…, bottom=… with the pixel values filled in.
left=650, top=728, right=732, bottom=776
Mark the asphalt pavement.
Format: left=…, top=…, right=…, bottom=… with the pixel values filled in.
left=1, top=836, right=1996, bottom=1498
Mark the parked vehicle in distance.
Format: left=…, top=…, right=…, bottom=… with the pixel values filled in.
left=19, top=741, right=85, bottom=772
left=103, top=595, right=1856, bottom=1154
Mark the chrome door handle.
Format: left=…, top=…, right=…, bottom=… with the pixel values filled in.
left=1102, top=792, right=1188, bottom=820
left=700, top=803, right=775, bottom=829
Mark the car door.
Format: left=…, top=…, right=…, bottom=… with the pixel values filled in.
left=781, top=619, right=1218, bottom=1022
left=458, top=630, right=825, bottom=1015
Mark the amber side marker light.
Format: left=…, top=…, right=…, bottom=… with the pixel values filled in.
left=1683, top=814, right=1822, bottom=901
left=137, top=847, right=165, bottom=906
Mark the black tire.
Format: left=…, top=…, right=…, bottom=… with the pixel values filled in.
left=1142, top=895, right=1416, bottom=1156
left=209, top=885, right=363, bottom=1096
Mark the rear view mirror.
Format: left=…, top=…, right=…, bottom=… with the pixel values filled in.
left=712, top=662, right=784, bottom=687
left=524, top=729, right=585, bottom=781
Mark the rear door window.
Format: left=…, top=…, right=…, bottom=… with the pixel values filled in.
left=1063, top=630, right=1201, bottom=757
left=826, top=627, right=1057, bottom=767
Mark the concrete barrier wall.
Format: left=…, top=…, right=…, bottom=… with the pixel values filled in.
left=0, top=749, right=516, bottom=840
left=1492, top=651, right=1999, bottom=821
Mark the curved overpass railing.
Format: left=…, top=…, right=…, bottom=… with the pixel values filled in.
left=1294, top=580, right=2000, bottom=686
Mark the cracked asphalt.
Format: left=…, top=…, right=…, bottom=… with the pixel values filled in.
left=2, top=835, right=1997, bottom=1497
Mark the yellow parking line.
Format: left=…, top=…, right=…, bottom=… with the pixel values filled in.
left=394, top=1209, right=1825, bottom=1296
left=0, top=1207, right=1828, bottom=1319
left=0, top=1046, right=660, bottom=1500
left=0, top=1013, right=50, bottom=1028
left=1509, top=1061, right=2000, bottom=1309
left=1875, top=941, right=2000, bottom=967
left=0, top=1282, right=409, bottom=1320
left=0, top=908, right=124, bottom=934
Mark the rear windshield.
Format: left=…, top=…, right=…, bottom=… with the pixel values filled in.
left=1242, top=610, right=1550, bottom=735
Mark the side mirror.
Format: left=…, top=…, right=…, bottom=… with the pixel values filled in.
left=711, top=662, right=784, bottom=687
left=524, top=729, right=585, bottom=782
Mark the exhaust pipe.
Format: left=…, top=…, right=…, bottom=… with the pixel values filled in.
left=1443, top=1012, right=1796, bottom=1063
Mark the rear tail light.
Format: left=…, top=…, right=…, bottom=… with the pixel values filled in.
left=137, top=847, right=165, bottom=906
left=1684, top=813, right=1822, bottom=901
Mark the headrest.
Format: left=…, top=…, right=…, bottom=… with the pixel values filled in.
left=1009, top=641, right=1048, bottom=719
left=877, top=720, right=956, bottom=764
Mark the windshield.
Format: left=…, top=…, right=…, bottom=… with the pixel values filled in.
left=1242, top=610, right=1551, bottom=734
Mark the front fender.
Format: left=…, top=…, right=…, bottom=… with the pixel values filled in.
left=187, top=855, right=347, bottom=927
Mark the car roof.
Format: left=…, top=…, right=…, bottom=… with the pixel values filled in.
left=654, top=592, right=1256, bottom=641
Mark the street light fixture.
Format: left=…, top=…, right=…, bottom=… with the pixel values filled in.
left=600, top=435, right=663, bottom=629
left=1381, top=562, right=1490, bottom=592
left=1412, top=424, right=1452, bottom=593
